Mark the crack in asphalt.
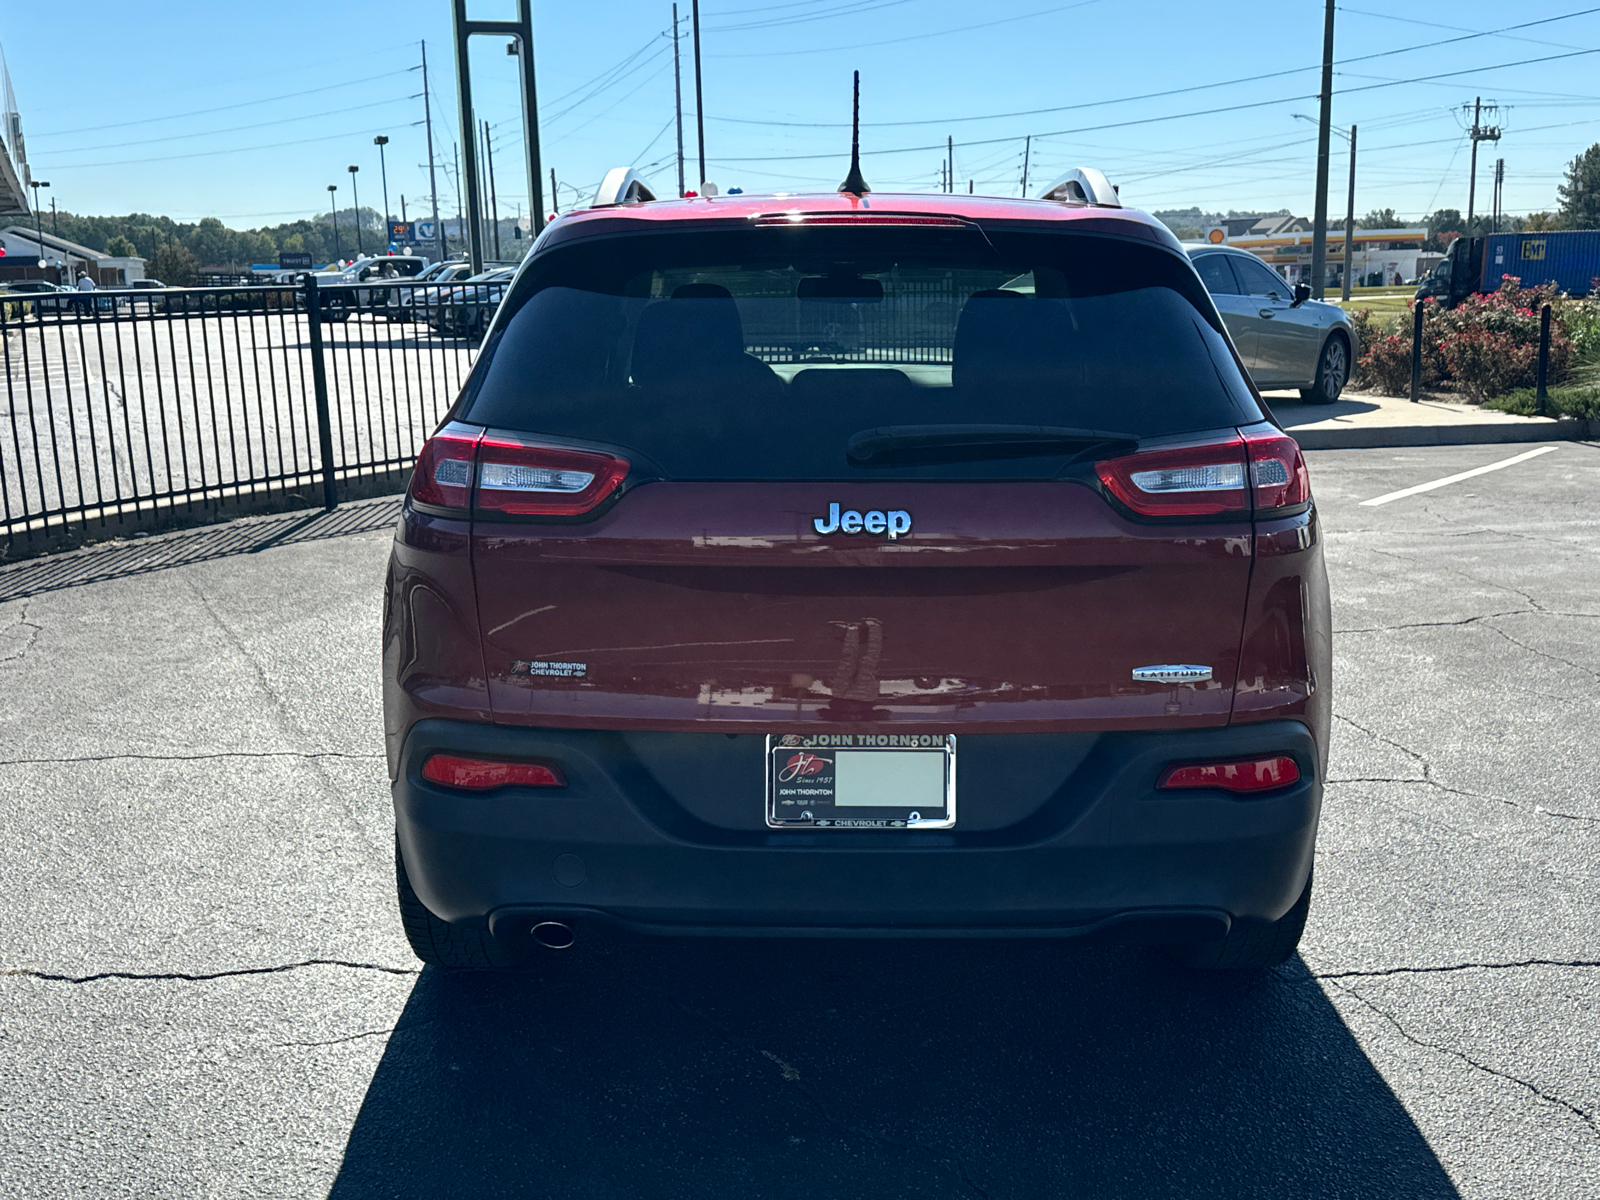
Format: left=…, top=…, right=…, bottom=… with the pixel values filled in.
left=186, top=575, right=380, bottom=840
left=1329, top=713, right=1598, bottom=826
left=609, top=965, right=993, bottom=1199
left=0, top=601, right=41, bottom=664
left=1327, top=978, right=1600, bottom=1137
left=1356, top=544, right=1556, bottom=614
left=0, top=749, right=383, bottom=768
left=1480, top=622, right=1600, bottom=682
left=1314, top=958, right=1600, bottom=981
left=275, top=1027, right=397, bottom=1049
left=1326, top=773, right=1600, bottom=826
left=2, top=959, right=419, bottom=984
left=1335, top=608, right=1600, bottom=635
left=1419, top=501, right=1600, bottom=558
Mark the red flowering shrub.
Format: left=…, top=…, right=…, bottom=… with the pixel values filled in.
left=1352, top=278, right=1571, bottom=400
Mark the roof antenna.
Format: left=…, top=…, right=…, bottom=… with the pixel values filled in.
left=838, top=70, right=870, bottom=196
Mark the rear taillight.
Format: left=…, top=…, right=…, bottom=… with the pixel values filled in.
left=475, top=438, right=629, bottom=517
left=409, top=430, right=480, bottom=511
left=1096, top=430, right=1312, bottom=518
left=407, top=433, right=629, bottom=517
left=1242, top=430, right=1311, bottom=513
left=1157, top=756, right=1300, bottom=793
left=421, top=754, right=566, bottom=790
left=1096, top=435, right=1249, bottom=517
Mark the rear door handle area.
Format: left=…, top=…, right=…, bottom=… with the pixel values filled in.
left=1259, top=309, right=1276, bottom=318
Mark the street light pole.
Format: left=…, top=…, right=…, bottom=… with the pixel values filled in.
left=28, top=179, right=49, bottom=278
left=348, top=165, right=363, bottom=257
left=1309, top=0, right=1336, bottom=300
left=328, top=184, right=340, bottom=262
left=374, top=135, right=392, bottom=230
left=1341, top=124, right=1357, bottom=302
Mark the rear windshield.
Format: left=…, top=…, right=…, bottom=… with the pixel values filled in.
left=463, top=224, right=1262, bottom=480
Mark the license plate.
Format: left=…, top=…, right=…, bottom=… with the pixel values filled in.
left=765, top=734, right=955, bottom=830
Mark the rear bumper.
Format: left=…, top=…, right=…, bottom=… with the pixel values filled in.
left=394, top=718, right=1321, bottom=942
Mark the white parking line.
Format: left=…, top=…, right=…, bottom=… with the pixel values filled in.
left=1359, top=445, right=1561, bottom=507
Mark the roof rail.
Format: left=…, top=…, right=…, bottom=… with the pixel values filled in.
left=592, top=167, right=657, bottom=208
left=1039, top=167, right=1121, bottom=208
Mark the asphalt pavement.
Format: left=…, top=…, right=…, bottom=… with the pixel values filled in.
left=1, top=442, right=1596, bottom=1199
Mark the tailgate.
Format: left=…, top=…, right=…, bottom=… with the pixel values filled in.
left=472, top=480, right=1252, bottom=733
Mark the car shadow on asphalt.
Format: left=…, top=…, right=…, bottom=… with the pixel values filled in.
left=325, top=935, right=1460, bottom=1199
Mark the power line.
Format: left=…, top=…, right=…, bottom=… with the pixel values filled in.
left=43, top=123, right=408, bottom=170
left=706, top=0, right=913, bottom=33
left=707, top=6, right=1600, bottom=131
left=707, top=0, right=1104, bottom=57
left=709, top=44, right=1600, bottom=166
left=44, top=95, right=415, bottom=156
left=32, top=70, right=414, bottom=137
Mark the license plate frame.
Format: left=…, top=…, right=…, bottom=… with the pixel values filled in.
left=765, top=734, right=956, bottom=830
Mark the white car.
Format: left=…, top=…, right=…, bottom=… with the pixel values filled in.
left=314, top=254, right=432, bottom=319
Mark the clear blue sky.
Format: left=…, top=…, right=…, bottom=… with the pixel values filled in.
left=4, top=1, right=1598, bottom=229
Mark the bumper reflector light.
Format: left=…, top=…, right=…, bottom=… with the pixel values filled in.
left=421, top=754, right=567, bottom=791
left=1157, top=756, right=1300, bottom=793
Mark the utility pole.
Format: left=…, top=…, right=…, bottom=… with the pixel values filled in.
left=947, top=136, right=953, bottom=193
left=1341, top=124, right=1357, bottom=302
left=673, top=3, right=685, bottom=197
left=453, top=142, right=464, bottom=258
left=421, top=41, right=443, bottom=263
left=550, top=167, right=558, bottom=216
left=1493, top=158, right=1505, bottom=232
left=1021, top=134, right=1030, bottom=197
left=401, top=195, right=407, bottom=221
left=478, top=117, right=491, bottom=256
left=485, top=119, right=502, bottom=259
left=692, top=0, right=706, bottom=188
left=1309, top=0, right=1335, bottom=300
left=1465, top=97, right=1502, bottom=230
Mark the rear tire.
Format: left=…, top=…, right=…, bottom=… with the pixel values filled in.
left=395, top=838, right=533, bottom=970
left=1300, top=335, right=1349, bottom=404
left=1172, top=871, right=1312, bottom=970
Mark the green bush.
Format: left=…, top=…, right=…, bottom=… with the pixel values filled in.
left=1483, top=386, right=1600, bottom=420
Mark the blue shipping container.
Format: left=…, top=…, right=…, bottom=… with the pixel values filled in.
left=1481, top=230, right=1600, bottom=296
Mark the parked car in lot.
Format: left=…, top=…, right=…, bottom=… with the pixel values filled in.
left=381, top=260, right=474, bottom=323
left=425, top=266, right=513, bottom=338
left=1186, top=244, right=1357, bottom=403
left=385, top=169, right=1331, bottom=974
left=315, top=253, right=431, bottom=320
left=0, top=280, right=77, bottom=313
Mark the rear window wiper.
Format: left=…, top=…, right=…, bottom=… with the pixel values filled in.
left=845, top=424, right=1137, bottom=466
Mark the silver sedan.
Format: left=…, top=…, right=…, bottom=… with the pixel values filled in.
left=1185, top=245, right=1358, bottom=404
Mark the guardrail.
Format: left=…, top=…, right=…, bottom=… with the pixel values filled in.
left=0, top=274, right=509, bottom=555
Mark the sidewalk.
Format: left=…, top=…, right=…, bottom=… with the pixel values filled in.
left=1264, top=390, right=1594, bottom=450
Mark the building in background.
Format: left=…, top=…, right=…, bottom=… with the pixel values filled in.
left=0, top=226, right=145, bottom=285
left=1201, top=218, right=1435, bottom=286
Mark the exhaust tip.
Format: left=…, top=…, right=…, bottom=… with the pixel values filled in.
left=530, top=921, right=575, bottom=950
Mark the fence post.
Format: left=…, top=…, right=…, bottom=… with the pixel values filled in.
left=303, top=274, right=338, bottom=511
left=1535, top=303, right=1552, bottom=417
left=1409, top=300, right=1424, bottom=403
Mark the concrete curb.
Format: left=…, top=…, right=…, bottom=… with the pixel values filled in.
left=1288, top=417, right=1595, bottom=450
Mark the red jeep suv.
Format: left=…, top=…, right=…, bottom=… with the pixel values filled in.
left=382, top=184, right=1330, bottom=971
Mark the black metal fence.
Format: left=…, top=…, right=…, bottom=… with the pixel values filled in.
left=0, top=275, right=508, bottom=554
